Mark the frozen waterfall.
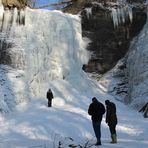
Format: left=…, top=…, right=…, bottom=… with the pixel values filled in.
left=0, top=6, right=90, bottom=111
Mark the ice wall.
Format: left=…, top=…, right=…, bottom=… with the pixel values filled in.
left=126, top=3, right=148, bottom=107
left=0, top=7, right=89, bottom=101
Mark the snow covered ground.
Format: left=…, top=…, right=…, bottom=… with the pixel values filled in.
left=0, top=84, right=147, bottom=148
left=0, top=4, right=147, bottom=148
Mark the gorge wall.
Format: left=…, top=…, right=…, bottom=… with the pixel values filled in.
left=64, top=0, right=147, bottom=74
left=126, top=15, right=148, bottom=107
left=63, top=0, right=148, bottom=107
left=82, top=5, right=146, bottom=74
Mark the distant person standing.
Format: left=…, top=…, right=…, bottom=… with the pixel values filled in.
left=88, top=97, right=105, bottom=146
left=105, top=100, right=118, bottom=143
left=46, top=89, right=54, bottom=107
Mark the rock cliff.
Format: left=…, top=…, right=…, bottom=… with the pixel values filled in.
left=63, top=0, right=148, bottom=107
left=63, top=0, right=146, bottom=74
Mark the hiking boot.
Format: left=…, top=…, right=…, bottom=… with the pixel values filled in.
left=111, top=134, right=117, bottom=143
left=95, top=141, right=101, bottom=145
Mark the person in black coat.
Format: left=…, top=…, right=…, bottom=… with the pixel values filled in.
left=88, top=97, right=105, bottom=145
left=105, top=100, right=117, bottom=143
left=46, top=89, right=54, bottom=107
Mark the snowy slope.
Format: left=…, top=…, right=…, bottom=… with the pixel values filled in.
left=0, top=86, right=147, bottom=148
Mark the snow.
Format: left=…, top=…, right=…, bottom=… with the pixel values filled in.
left=98, top=59, right=128, bottom=102
left=0, top=88, right=147, bottom=148
left=0, top=6, right=147, bottom=148
left=125, top=1, right=148, bottom=107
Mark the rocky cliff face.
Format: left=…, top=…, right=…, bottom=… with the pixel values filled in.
left=82, top=4, right=146, bottom=73
left=63, top=0, right=147, bottom=74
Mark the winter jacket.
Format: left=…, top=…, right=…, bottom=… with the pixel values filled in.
left=106, top=102, right=117, bottom=126
left=88, top=100, right=105, bottom=122
left=46, top=90, right=54, bottom=101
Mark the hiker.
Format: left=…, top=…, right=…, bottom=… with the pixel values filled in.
left=46, top=89, right=54, bottom=107
left=88, top=97, right=105, bottom=146
left=105, top=100, right=118, bottom=143
left=139, top=102, right=148, bottom=118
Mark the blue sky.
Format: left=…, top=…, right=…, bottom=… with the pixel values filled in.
left=34, top=0, right=58, bottom=7
left=34, top=0, right=67, bottom=10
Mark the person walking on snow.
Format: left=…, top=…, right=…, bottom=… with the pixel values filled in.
left=46, top=89, right=54, bottom=107
left=105, top=100, right=118, bottom=143
left=88, top=97, right=105, bottom=146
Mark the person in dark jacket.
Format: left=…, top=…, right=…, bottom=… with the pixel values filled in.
left=105, top=100, right=117, bottom=143
left=88, top=97, right=105, bottom=145
left=46, top=89, right=54, bottom=107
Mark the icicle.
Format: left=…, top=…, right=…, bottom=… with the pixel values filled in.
left=127, top=5, right=133, bottom=23
left=2, top=9, right=12, bottom=32
left=117, top=8, right=121, bottom=25
left=12, top=8, right=18, bottom=26
left=111, top=8, right=119, bottom=28
left=0, top=3, right=4, bottom=29
left=85, top=8, right=92, bottom=19
left=19, top=9, right=25, bottom=25
left=0, top=2, right=4, bottom=20
left=111, top=3, right=133, bottom=28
